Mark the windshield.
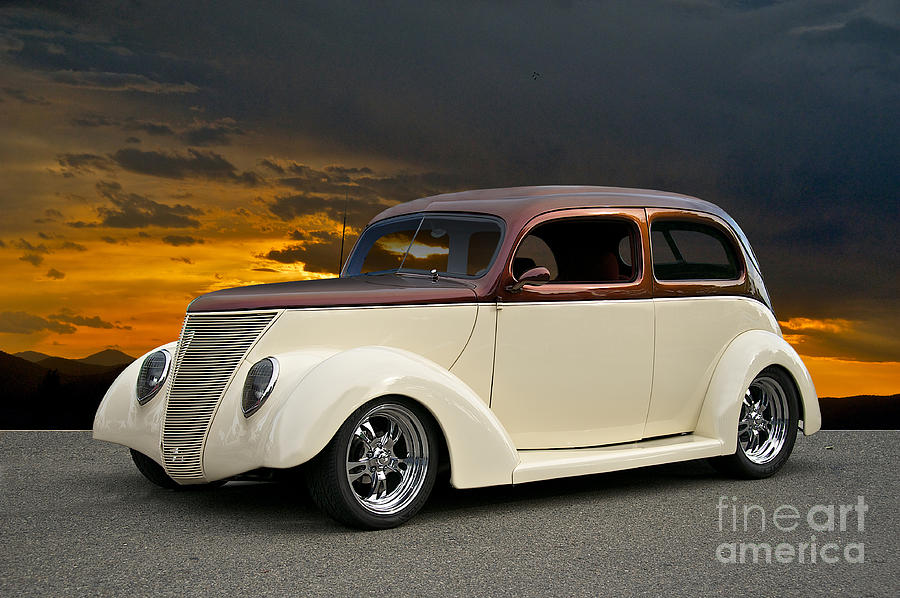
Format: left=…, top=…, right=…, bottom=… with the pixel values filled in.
left=343, top=214, right=504, bottom=278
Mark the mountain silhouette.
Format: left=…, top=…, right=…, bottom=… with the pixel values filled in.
left=0, top=350, right=128, bottom=429
left=78, top=349, right=135, bottom=367
left=13, top=350, right=54, bottom=363
left=15, top=348, right=134, bottom=367
left=36, top=356, right=120, bottom=376
left=818, top=395, right=899, bottom=430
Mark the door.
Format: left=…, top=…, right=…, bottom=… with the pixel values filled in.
left=490, top=209, right=655, bottom=449
left=642, top=209, right=756, bottom=438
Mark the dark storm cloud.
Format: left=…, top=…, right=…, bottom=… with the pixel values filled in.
left=264, top=163, right=468, bottom=224
left=110, top=148, right=262, bottom=185
left=796, top=16, right=900, bottom=51
left=66, top=221, right=96, bottom=229
left=289, top=229, right=339, bottom=242
left=162, top=234, right=203, bottom=246
left=48, top=308, right=130, bottom=330
left=70, top=113, right=244, bottom=145
left=0, top=311, right=75, bottom=334
left=47, top=70, right=199, bottom=93
left=45, top=268, right=64, bottom=279
left=170, top=256, right=193, bottom=264
left=71, top=113, right=174, bottom=135
left=14, top=239, right=50, bottom=254
left=268, top=193, right=386, bottom=224
left=60, top=240, right=86, bottom=251
left=56, top=152, right=112, bottom=176
left=18, top=253, right=43, bottom=267
left=259, top=158, right=285, bottom=174
left=93, top=180, right=203, bottom=228
left=3, top=86, right=50, bottom=105
left=325, top=165, right=373, bottom=176
left=123, top=119, right=175, bottom=136
left=1, top=32, right=24, bottom=53
left=70, top=113, right=114, bottom=128
left=262, top=238, right=342, bottom=274
left=179, top=118, right=245, bottom=146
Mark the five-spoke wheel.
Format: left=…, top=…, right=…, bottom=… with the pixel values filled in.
left=738, top=376, right=790, bottom=464
left=306, top=398, right=438, bottom=529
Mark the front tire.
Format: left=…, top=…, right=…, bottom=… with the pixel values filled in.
left=130, top=449, right=225, bottom=490
left=130, top=449, right=181, bottom=489
left=306, top=398, right=438, bottom=529
left=710, top=367, right=799, bottom=479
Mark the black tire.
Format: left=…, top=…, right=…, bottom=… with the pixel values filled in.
left=130, top=449, right=181, bottom=489
left=710, top=366, right=799, bottom=479
left=306, top=398, right=439, bottom=529
left=130, top=449, right=226, bottom=490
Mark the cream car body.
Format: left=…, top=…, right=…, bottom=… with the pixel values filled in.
left=94, top=186, right=820, bottom=527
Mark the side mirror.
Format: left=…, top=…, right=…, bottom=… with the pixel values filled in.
left=506, top=266, right=551, bottom=293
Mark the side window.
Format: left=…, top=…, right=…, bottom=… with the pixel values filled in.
left=513, top=218, right=638, bottom=283
left=651, top=220, right=741, bottom=281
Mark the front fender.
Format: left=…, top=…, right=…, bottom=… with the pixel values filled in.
left=261, top=346, right=519, bottom=489
left=92, top=341, right=177, bottom=466
left=696, top=329, right=821, bottom=455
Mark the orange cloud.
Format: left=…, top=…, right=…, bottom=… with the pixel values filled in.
left=779, top=317, right=853, bottom=334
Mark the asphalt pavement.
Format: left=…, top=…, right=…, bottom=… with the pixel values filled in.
left=1, top=430, right=897, bottom=597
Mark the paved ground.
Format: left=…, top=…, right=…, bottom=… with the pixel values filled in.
left=1, top=430, right=897, bottom=597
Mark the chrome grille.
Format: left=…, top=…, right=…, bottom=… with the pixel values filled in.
left=161, top=311, right=277, bottom=481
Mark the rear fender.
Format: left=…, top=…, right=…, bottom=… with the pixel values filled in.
left=696, top=329, right=820, bottom=454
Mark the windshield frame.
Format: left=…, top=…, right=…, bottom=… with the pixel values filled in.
left=342, top=212, right=506, bottom=280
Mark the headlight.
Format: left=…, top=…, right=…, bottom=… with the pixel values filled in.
left=242, top=357, right=279, bottom=417
left=136, top=349, right=171, bottom=405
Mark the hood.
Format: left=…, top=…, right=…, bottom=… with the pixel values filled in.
left=187, top=274, right=478, bottom=312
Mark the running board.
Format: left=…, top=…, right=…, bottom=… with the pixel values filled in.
left=513, top=434, right=725, bottom=484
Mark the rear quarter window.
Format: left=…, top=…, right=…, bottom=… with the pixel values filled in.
left=651, top=220, right=741, bottom=281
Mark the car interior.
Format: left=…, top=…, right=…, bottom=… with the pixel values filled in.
left=512, top=218, right=637, bottom=283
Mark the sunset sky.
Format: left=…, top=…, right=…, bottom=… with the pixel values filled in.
left=0, top=1, right=897, bottom=397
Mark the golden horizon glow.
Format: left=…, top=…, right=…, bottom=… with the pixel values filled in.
left=800, top=356, right=900, bottom=398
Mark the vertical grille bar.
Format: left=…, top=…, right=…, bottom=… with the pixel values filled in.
left=161, top=311, right=277, bottom=481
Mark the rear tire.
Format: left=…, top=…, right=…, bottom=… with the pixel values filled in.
left=710, top=367, right=799, bottom=479
left=306, top=398, right=438, bottom=529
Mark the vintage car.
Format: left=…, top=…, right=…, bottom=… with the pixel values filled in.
left=94, top=186, right=821, bottom=528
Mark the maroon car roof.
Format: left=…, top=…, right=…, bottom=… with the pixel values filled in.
left=369, top=186, right=732, bottom=226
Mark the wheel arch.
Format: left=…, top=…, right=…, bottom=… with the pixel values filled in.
left=763, top=363, right=808, bottom=428
left=345, top=392, right=453, bottom=483
left=696, top=329, right=821, bottom=454
left=262, top=346, right=519, bottom=489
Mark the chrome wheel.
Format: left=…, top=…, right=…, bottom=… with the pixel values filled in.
left=738, top=376, right=789, bottom=465
left=345, top=403, right=430, bottom=516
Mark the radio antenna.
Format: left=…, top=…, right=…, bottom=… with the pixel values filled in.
left=338, top=191, right=349, bottom=276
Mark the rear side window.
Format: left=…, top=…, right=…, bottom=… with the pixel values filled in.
left=651, top=220, right=741, bottom=281
left=513, top=218, right=638, bottom=283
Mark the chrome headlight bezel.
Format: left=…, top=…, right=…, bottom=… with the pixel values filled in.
left=135, top=349, right=171, bottom=405
left=241, top=356, right=279, bottom=418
